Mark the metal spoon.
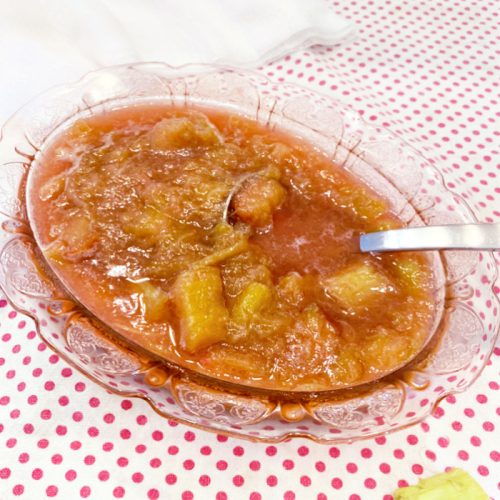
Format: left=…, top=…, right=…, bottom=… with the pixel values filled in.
left=360, top=223, right=500, bottom=253
left=223, top=175, right=500, bottom=253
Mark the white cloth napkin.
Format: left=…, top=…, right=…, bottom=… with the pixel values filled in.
left=0, top=0, right=354, bottom=123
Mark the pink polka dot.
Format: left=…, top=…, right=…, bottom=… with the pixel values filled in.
left=346, top=463, right=358, bottom=473
left=183, top=460, right=195, bottom=471
left=380, top=463, right=391, bottom=474
left=131, top=472, right=143, bottom=483
left=438, top=437, right=449, bottom=448
left=98, top=470, right=110, bottom=481
left=267, top=475, right=278, bottom=486
left=298, top=446, right=309, bottom=456
left=113, top=487, right=125, bottom=498
left=364, top=478, right=377, bottom=489
left=250, top=460, right=261, bottom=471
left=483, top=421, right=495, bottom=432
left=152, top=430, right=163, bottom=441
left=329, top=447, right=340, bottom=458
left=103, top=413, right=115, bottom=424
left=233, top=445, right=245, bottom=456
left=312, top=461, right=325, bottom=473
left=46, top=485, right=58, bottom=497
left=184, top=431, right=195, bottom=442
left=300, top=475, right=311, bottom=486
left=56, top=425, right=67, bottom=436
left=283, top=459, right=295, bottom=470
left=331, top=478, right=343, bottom=489
left=120, top=428, right=131, bottom=439
left=88, top=426, right=99, bottom=437
left=199, top=474, right=211, bottom=486
left=65, top=470, right=77, bottom=481
left=88, top=397, right=100, bottom=407
left=464, top=407, right=475, bottom=418
left=233, top=475, right=244, bottom=487
left=58, top=396, right=69, bottom=406
left=200, top=446, right=212, bottom=455
left=266, top=446, right=277, bottom=456
left=71, top=441, right=82, bottom=450
left=13, top=484, right=24, bottom=496
left=121, top=400, right=132, bottom=410
left=407, top=435, right=419, bottom=445
left=0, top=468, right=12, bottom=479
left=148, top=489, right=159, bottom=500
left=471, top=436, right=482, bottom=447
left=478, top=465, right=489, bottom=476
left=80, top=486, right=91, bottom=498
left=165, top=473, right=177, bottom=485
left=150, top=458, right=161, bottom=468
left=412, top=464, right=424, bottom=475
left=23, top=423, right=34, bottom=434
left=37, top=439, right=48, bottom=449
left=32, top=468, right=43, bottom=480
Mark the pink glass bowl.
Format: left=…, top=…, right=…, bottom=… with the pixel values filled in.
left=0, top=63, right=498, bottom=442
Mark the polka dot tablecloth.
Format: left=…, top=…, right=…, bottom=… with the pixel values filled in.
left=0, top=0, right=499, bottom=498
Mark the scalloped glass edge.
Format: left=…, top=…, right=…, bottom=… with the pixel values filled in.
left=0, top=63, right=497, bottom=443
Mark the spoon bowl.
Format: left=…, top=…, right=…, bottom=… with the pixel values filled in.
left=223, top=174, right=500, bottom=254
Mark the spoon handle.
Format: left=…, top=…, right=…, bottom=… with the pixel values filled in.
left=360, top=223, right=500, bottom=253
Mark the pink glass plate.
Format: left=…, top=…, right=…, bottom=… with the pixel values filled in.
left=0, top=63, right=498, bottom=442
